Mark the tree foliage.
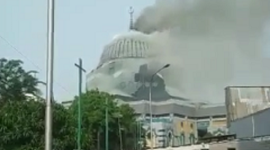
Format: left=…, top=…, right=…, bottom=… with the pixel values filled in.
left=0, top=100, right=76, bottom=150
left=0, top=58, right=40, bottom=102
left=70, top=90, right=140, bottom=150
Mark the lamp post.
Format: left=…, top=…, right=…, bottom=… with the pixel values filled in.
left=149, top=64, right=170, bottom=150
left=45, top=0, right=55, bottom=149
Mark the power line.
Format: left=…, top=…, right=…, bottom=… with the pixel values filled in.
left=0, top=34, right=71, bottom=95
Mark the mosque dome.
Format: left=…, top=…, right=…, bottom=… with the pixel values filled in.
left=98, top=31, right=151, bottom=66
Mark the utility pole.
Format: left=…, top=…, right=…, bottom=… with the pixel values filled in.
left=105, top=98, right=109, bottom=150
left=45, top=0, right=55, bottom=149
left=75, top=58, right=86, bottom=150
left=149, top=64, right=170, bottom=150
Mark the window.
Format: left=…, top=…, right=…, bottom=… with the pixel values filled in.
left=190, top=123, right=193, bottom=129
left=181, top=122, right=183, bottom=127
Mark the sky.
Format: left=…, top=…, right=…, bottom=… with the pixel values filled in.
left=1, top=0, right=270, bottom=102
left=0, top=0, right=155, bottom=101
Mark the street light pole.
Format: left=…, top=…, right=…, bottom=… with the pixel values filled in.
left=149, top=64, right=170, bottom=150
left=45, top=0, right=55, bottom=149
left=75, top=58, right=86, bottom=150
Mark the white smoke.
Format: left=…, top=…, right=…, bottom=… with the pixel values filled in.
left=134, top=0, right=270, bottom=102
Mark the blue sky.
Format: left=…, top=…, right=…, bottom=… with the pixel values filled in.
left=0, top=0, right=155, bottom=101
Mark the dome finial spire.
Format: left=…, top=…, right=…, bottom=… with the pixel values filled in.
left=129, top=6, right=134, bottom=30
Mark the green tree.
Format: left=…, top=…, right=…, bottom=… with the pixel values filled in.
left=0, top=58, right=40, bottom=102
left=0, top=100, right=76, bottom=150
left=70, top=89, right=138, bottom=150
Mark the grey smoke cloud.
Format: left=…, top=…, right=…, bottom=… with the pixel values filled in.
left=134, top=0, right=270, bottom=102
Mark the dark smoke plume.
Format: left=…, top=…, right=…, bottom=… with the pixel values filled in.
left=134, top=0, right=270, bottom=103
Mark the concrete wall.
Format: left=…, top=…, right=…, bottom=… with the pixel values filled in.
left=209, top=141, right=270, bottom=150
left=229, top=108, right=270, bottom=138
left=225, top=86, right=270, bottom=124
